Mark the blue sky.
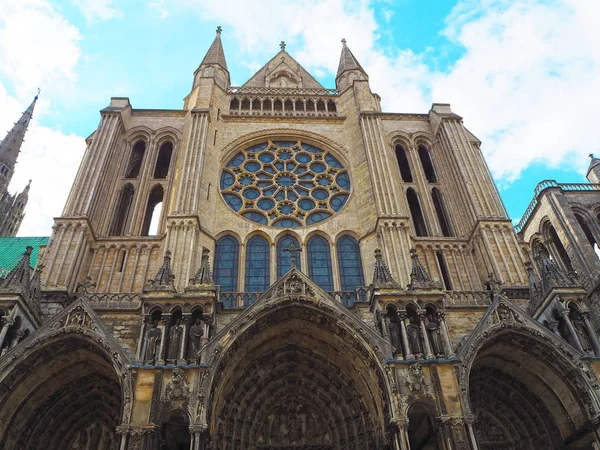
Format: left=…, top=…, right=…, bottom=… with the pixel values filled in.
left=0, top=0, right=597, bottom=235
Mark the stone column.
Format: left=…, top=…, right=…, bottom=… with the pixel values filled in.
left=582, top=311, right=600, bottom=355
left=157, top=317, right=169, bottom=365
left=117, top=425, right=129, bottom=450
left=419, top=312, right=435, bottom=360
left=135, top=318, right=147, bottom=363
left=0, top=314, right=14, bottom=351
left=399, top=312, right=414, bottom=360
left=179, top=316, right=191, bottom=363
left=561, top=309, right=585, bottom=352
left=381, top=313, right=394, bottom=359
left=438, top=313, right=455, bottom=358
left=466, top=419, right=480, bottom=450
left=397, top=419, right=410, bottom=450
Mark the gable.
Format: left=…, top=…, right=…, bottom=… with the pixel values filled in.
left=242, top=50, right=324, bottom=89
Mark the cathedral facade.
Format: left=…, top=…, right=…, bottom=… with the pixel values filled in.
left=2, top=29, right=600, bottom=450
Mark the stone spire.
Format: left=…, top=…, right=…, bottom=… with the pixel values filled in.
left=0, top=246, right=32, bottom=293
left=372, top=249, right=400, bottom=288
left=0, top=94, right=38, bottom=192
left=408, top=248, right=441, bottom=290
left=188, top=247, right=214, bottom=288
left=535, top=245, right=575, bottom=295
left=199, top=26, right=228, bottom=72
left=145, top=251, right=176, bottom=291
left=336, top=39, right=368, bottom=88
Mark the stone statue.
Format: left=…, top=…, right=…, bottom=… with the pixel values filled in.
left=188, top=318, right=204, bottom=359
left=407, top=315, right=423, bottom=356
left=388, top=312, right=402, bottom=355
left=144, top=320, right=161, bottom=363
left=426, top=313, right=444, bottom=357
left=572, top=313, right=593, bottom=352
left=167, top=319, right=183, bottom=362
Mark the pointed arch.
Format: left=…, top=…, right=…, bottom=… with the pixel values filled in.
left=153, top=141, right=173, bottom=179
left=244, top=235, right=270, bottom=293
left=307, top=235, right=334, bottom=291
left=109, top=183, right=134, bottom=236
left=141, top=185, right=164, bottom=236
left=418, top=144, right=437, bottom=182
left=395, top=143, right=413, bottom=182
left=407, top=188, right=428, bottom=236
left=431, top=187, right=452, bottom=237
left=214, top=236, right=240, bottom=293
left=574, top=212, right=599, bottom=256
left=125, top=140, right=145, bottom=178
left=336, top=235, right=365, bottom=291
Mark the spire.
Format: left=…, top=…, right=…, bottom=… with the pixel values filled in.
left=0, top=93, right=38, bottom=180
left=198, top=26, right=228, bottom=72
left=0, top=246, right=32, bottom=292
left=336, top=39, right=367, bottom=80
left=187, top=247, right=214, bottom=288
left=145, top=250, right=176, bottom=292
left=372, top=249, right=400, bottom=288
left=534, top=245, right=576, bottom=295
left=407, top=248, right=442, bottom=290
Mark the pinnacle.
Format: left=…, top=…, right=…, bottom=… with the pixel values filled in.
left=199, top=26, right=228, bottom=72
left=0, top=94, right=38, bottom=170
left=336, top=39, right=367, bottom=79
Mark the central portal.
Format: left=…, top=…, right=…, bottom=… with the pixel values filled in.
left=208, top=301, right=388, bottom=450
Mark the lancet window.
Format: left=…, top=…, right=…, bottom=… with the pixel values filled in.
left=307, top=235, right=334, bottom=291
left=245, top=236, right=270, bottom=292
left=432, top=188, right=452, bottom=237
left=125, top=140, right=146, bottom=178
left=109, top=183, right=134, bottom=236
left=337, top=235, right=364, bottom=291
left=214, top=236, right=240, bottom=292
left=153, top=141, right=173, bottom=179
left=395, top=144, right=413, bottom=182
left=407, top=188, right=427, bottom=236
left=141, top=185, right=164, bottom=236
left=418, top=144, right=437, bottom=182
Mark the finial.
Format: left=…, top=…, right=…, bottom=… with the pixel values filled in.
left=590, top=153, right=595, bottom=159
left=35, top=87, right=40, bottom=100
left=341, top=38, right=347, bottom=45
left=280, top=41, right=286, bottom=51
left=284, top=241, right=302, bottom=268
left=216, top=26, right=222, bottom=35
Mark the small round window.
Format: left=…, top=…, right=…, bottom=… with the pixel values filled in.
left=220, top=140, right=351, bottom=227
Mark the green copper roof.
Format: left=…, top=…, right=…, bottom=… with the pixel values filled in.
left=0, top=236, right=49, bottom=276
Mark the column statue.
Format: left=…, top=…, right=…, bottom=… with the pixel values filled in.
left=188, top=317, right=204, bottom=359
left=167, top=318, right=183, bottom=363
left=144, top=320, right=161, bottom=363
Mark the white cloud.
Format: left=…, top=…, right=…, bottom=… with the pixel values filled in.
left=72, top=0, right=123, bottom=22
left=0, top=0, right=86, bottom=236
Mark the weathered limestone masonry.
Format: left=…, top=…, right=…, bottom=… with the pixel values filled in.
left=2, top=29, right=600, bottom=450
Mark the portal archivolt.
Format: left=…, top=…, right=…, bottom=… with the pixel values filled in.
left=0, top=335, right=122, bottom=450
left=207, top=301, right=391, bottom=450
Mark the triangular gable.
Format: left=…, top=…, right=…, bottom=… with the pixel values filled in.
left=456, top=293, right=581, bottom=361
left=209, top=268, right=388, bottom=353
left=0, top=297, right=132, bottom=372
left=242, top=50, right=324, bottom=89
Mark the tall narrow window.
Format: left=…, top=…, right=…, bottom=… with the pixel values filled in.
left=418, top=145, right=437, bottom=182
left=245, top=236, right=270, bottom=292
left=141, top=185, right=164, bottom=236
left=407, top=188, right=427, bottom=236
left=395, top=144, right=413, bottom=182
left=154, top=142, right=173, bottom=179
left=110, top=183, right=134, bottom=236
left=125, top=141, right=146, bottom=178
left=436, top=251, right=452, bottom=290
left=575, top=214, right=598, bottom=251
left=214, top=236, right=239, bottom=292
left=431, top=188, right=452, bottom=237
left=277, top=235, right=301, bottom=278
left=307, top=236, right=334, bottom=291
left=549, top=225, right=573, bottom=272
left=337, top=236, right=365, bottom=290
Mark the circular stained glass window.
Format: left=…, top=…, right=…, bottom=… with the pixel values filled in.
left=220, top=140, right=351, bottom=227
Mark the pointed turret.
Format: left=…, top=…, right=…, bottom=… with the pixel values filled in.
left=335, top=39, right=368, bottom=93
left=191, top=26, right=230, bottom=92
left=587, top=153, right=600, bottom=184
left=0, top=94, right=37, bottom=193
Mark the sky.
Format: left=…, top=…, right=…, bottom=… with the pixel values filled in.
left=0, top=0, right=598, bottom=236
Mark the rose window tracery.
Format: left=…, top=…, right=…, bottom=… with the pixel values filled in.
left=220, top=140, right=351, bottom=227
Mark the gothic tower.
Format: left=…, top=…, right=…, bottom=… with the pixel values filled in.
left=0, top=95, right=37, bottom=236
left=1, top=30, right=600, bottom=450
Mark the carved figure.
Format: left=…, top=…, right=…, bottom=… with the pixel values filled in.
left=388, top=313, right=402, bottom=355
left=426, top=313, right=444, bottom=357
left=144, top=320, right=161, bottom=363
left=165, top=367, right=189, bottom=400
left=188, top=318, right=204, bottom=359
left=406, top=363, right=426, bottom=392
left=573, top=316, right=593, bottom=352
left=407, top=316, right=423, bottom=356
left=167, top=319, right=183, bottom=362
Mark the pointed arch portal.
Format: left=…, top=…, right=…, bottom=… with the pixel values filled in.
left=205, top=296, right=392, bottom=450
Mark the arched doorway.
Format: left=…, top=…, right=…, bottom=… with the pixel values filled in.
left=468, top=330, right=599, bottom=449
left=161, top=410, right=191, bottom=450
left=407, top=403, right=441, bottom=450
left=0, top=334, right=123, bottom=450
left=205, top=299, right=392, bottom=450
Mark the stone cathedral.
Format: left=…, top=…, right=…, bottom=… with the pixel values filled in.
left=3, top=28, right=600, bottom=450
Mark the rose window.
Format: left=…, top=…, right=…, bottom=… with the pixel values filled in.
left=220, top=140, right=351, bottom=227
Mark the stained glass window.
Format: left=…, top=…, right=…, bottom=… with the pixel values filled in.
left=277, top=235, right=302, bottom=279
left=245, top=236, right=270, bottom=292
left=307, top=236, right=334, bottom=291
left=214, top=236, right=239, bottom=292
left=220, top=140, right=351, bottom=227
left=337, top=236, right=365, bottom=291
